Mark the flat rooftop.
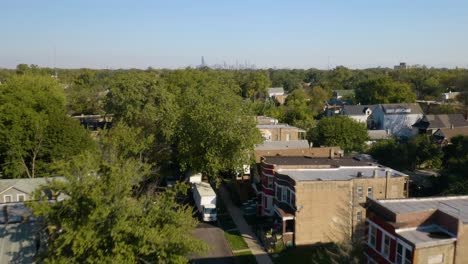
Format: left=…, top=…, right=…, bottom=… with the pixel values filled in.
left=277, top=167, right=406, bottom=182
left=397, top=225, right=456, bottom=248
left=376, top=196, right=468, bottom=223
left=256, top=124, right=306, bottom=132
left=255, top=140, right=310, bottom=150
left=262, top=156, right=375, bottom=167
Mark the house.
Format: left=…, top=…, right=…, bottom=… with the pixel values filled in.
left=439, top=91, right=462, bottom=102
left=342, top=105, right=377, bottom=124
left=256, top=123, right=306, bottom=142
left=257, top=155, right=408, bottom=246
left=433, top=127, right=468, bottom=144
left=0, top=177, right=66, bottom=203
left=256, top=116, right=279, bottom=125
left=412, top=114, right=468, bottom=135
left=0, top=177, right=66, bottom=262
left=365, top=196, right=468, bottom=264
left=268, top=87, right=285, bottom=98
left=267, top=87, right=287, bottom=105
left=370, top=103, right=424, bottom=138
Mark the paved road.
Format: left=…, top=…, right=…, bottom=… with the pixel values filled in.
left=191, top=222, right=234, bottom=264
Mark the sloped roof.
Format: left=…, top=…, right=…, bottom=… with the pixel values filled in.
left=413, top=114, right=468, bottom=129
left=268, top=87, right=284, bottom=95
left=342, top=105, right=377, bottom=116
left=380, top=103, right=424, bottom=115
left=435, top=127, right=468, bottom=140
left=0, top=177, right=65, bottom=195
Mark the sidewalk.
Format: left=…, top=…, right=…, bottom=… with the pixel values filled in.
left=219, top=185, right=273, bottom=264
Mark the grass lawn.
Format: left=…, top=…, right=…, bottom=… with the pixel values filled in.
left=233, top=250, right=256, bottom=264
left=224, top=229, right=248, bottom=251
left=271, top=245, right=331, bottom=264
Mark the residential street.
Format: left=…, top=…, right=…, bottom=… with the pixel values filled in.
left=191, top=222, right=234, bottom=264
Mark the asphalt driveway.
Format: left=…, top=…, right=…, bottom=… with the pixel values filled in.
left=191, top=222, right=234, bottom=264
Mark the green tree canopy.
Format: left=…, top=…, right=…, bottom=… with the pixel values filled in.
left=355, top=75, right=416, bottom=104
left=0, top=75, right=93, bottom=178
left=30, top=123, right=205, bottom=263
left=310, top=116, right=368, bottom=152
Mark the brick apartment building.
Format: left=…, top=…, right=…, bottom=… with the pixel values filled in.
left=255, top=116, right=306, bottom=142
left=366, top=196, right=468, bottom=264
left=257, top=155, right=409, bottom=246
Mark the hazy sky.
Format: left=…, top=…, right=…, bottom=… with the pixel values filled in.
left=1, top=0, right=468, bottom=69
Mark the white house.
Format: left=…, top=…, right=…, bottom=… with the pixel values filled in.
left=369, top=103, right=424, bottom=138
left=268, top=87, right=285, bottom=98
left=342, top=105, right=377, bottom=124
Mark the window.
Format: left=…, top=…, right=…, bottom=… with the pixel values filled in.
left=264, top=195, right=267, bottom=208
left=3, top=195, right=12, bottom=203
left=287, top=189, right=291, bottom=204
left=286, top=134, right=291, bottom=141
left=396, top=243, right=403, bottom=263
left=290, top=193, right=295, bottom=207
left=404, top=248, right=412, bottom=264
left=17, top=194, right=26, bottom=202
left=396, top=242, right=413, bottom=264
left=267, top=176, right=273, bottom=189
left=276, top=185, right=282, bottom=201
left=367, top=187, right=373, bottom=198
left=282, top=188, right=287, bottom=202
left=357, top=211, right=362, bottom=222
left=368, top=225, right=376, bottom=248
left=357, top=187, right=363, bottom=199
left=382, top=234, right=390, bottom=258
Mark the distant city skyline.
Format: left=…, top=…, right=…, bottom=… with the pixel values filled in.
left=1, top=0, right=468, bottom=69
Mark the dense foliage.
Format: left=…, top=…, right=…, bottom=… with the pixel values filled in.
left=0, top=75, right=93, bottom=178
left=30, top=124, right=205, bottom=263
left=309, top=116, right=369, bottom=152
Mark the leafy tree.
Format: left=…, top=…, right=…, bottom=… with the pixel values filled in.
left=407, top=135, right=443, bottom=169
left=355, top=76, right=416, bottom=104
left=284, top=89, right=315, bottom=130
left=239, top=70, right=271, bottom=100
left=310, top=116, right=368, bottom=152
left=176, top=80, right=262, bottom=178
left=30, top=124, right=205, bottom=263
left=368, top=139, right=410, bottom=171
left=0, top=75, right=93, bottom=178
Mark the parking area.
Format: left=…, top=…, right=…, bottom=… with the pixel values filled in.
left=191, top=222, right=235, bottom=264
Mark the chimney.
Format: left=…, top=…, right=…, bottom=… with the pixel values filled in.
left=329, top=148, right=334, bottom=159
left=373, top=169, right=378, bottom=178
left=451, top=124, right=454, bottom=130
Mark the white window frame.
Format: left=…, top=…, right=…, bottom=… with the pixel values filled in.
left=367, top=187, right=373, bottom=198
left=276, top=184, right=282, bottom=201
left=267, top=176, right=273, bottom=189
left=3, top=195, right=12, bottom=203
left=17, top=194, right=26, bottom=202
left=357, top=187, right=363, bottom=199
left=357, top=211, right=362, bottom=222
left=381, top=233, right=391, bottom=258
left=368, top=224, right=377, bottom=249
left=396, top=239, right=413, bottom=264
